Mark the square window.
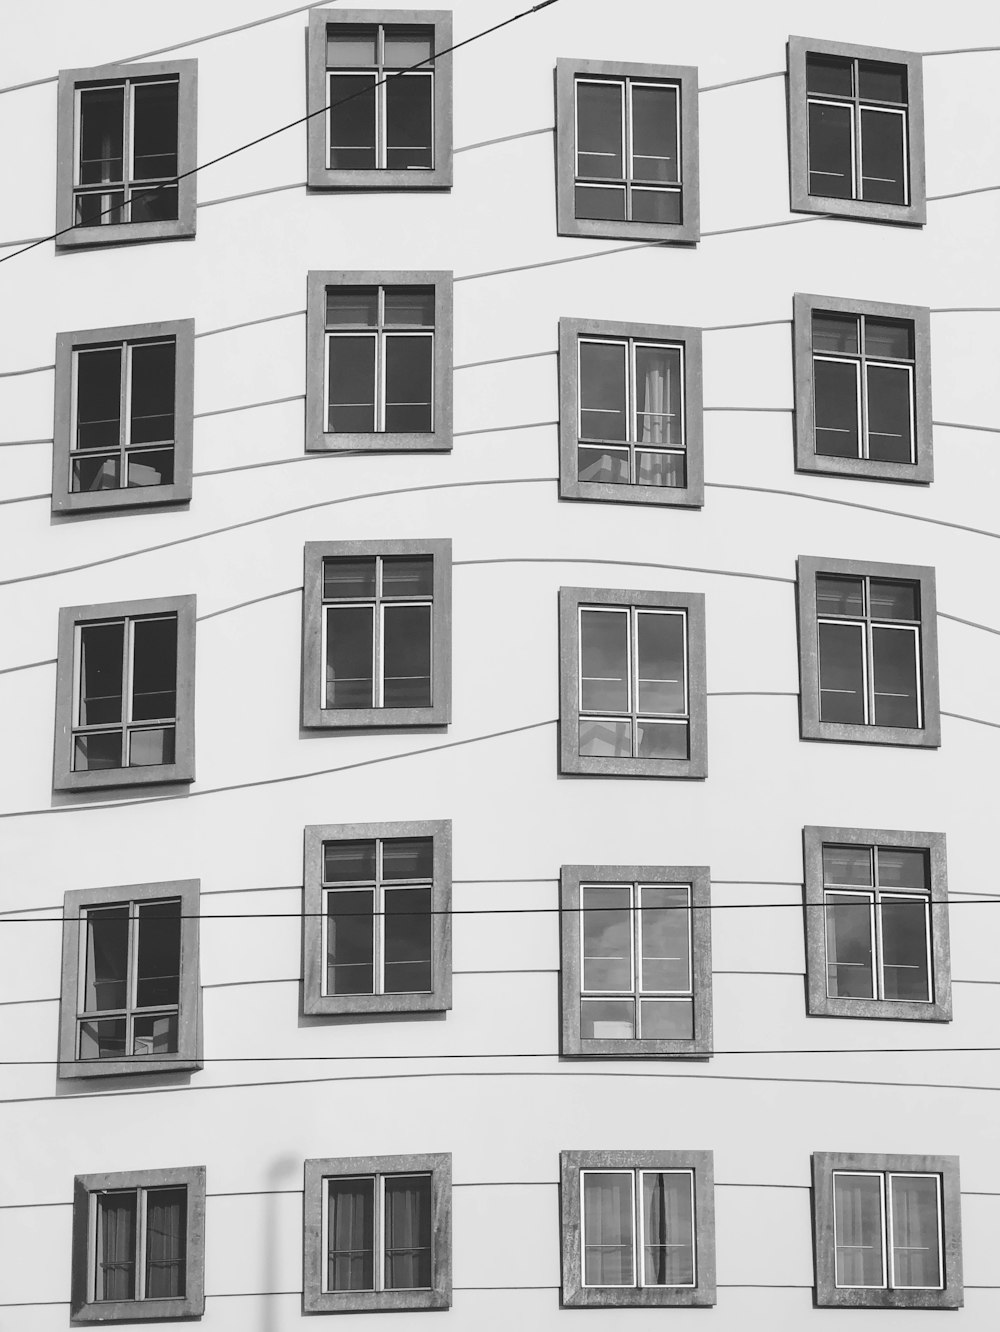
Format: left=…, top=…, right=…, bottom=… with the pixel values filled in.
left=307, top=9, right=453, bottom=191
left=797, top=556, right=940, bottom=748
left=788, top=37, right=925, bottom=226
left=303, top=820, right=452, bottom=1015
left=560, top=1151, right=715, bottom=1307
left=53, top=319, right=195, bottom=512
left=54, top=594, right=197, bottom=791
left=812, top=1153, right=962, bottom=1308
left=793, top=294, right=932, bottom=483
left=305, top=272, right=453, bottom=452
left=559, top=318, right=704, bottom=507
left=302, top=540, right=451, bottom=729
left=303, top=1153, right=452, bottom=1313
left=559, top=587, right=707, bottom=777
left=556, top=59, right=700, bottom=244
left=560, top=865, right=712, bottom=1056
left=71, top=1166, right=206, bottom=1322
left=56, top=61, right=197, bottom=249
left=58, top=879, right=202, bottom=1079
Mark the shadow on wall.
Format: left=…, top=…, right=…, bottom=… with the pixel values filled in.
left=263, top=1153, right=300, bottom=1332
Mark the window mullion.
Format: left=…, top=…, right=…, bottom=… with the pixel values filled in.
left=375, top=840, right=384, bottom=995
left=124, top=80, right=135, bottom=212
left=374, top=558, right=383, bottom=708
left=629, top=609, right=638, bottom=743
left=630, top=1171, right=639, bottom=1288
left=122, top=618, right=134, bottom=765
left=377, top=1173, right=385, bottom=1293
left=627, top=340, right=637, bottom=482
left=121, top=341, right=132, bottom=471
left=883, top=1173, right=894, bottom=1289
left=126, top=902, right=139, bottom=1056
left=624, top=80, right=633, bottom=218
left=135, top=1187, right=147, bottom=1301
left=632, top=884, right=640, bottom=1033
left=852, top=93, right=862, bottom=200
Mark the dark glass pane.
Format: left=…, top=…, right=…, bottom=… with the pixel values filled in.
left=834, top=1174, right=884, bottom=1287
left=324, top=558, right=376, bottom=600
left=576, top=81, right=623, bottom=179
left=327, top=25, right=377, bottom=66
left=890, top=1176, right=940, bottom=1288
left=382, top=555, right=433, bottom=598
left=823, top=845, right=873, bottom=887
left=864, top=318, right=912, bottom=360
left=73, top=455, right=120, bottom=493
left=384, top=886, right=432, bottom=991
left=580, top=609, right=628, bottom=712
left=877, top=848, right=927, bottom=892
left=382, top=837, right=433, bottom=880
left=128, top=726, right=175, bottom=767
left=869, top=580, right=917, bottom=621
left=581, top=996, right=634, bottom=1040
left=384, top=27, right=434, bottom=66
left=74, top=732, right=124, bottom=771
left=867, top=364, right=912, bottom=462
left=384, top=1175, right=432, bottom=1289
left=637, top=451, right=685, bottom=487
left=384, top=335, right=433, bottom=431
left=130, top=341, right=175, bottom=445
left=135, top=899, right=181, bottom=1007
left=132, top=1013, right=178, bottom=1055
left=329, top=74, right=377, bottom=169
left=579, top=341, right=627, bottom=442
left=881, top=897, right=930, bottom=1001
left=642, top=1172, right=694, bottom=1285
left=328, top=1178, right=375, bottom=1291
left=640, top=886, right=690, bottom=991
left=582, top=886, right=631, bottom=992
left=872, top=626, right=919, bottom=727
left=860, top=108, right=906, bottom=204
left=383, top=604, right=432, bottom=706
left=324, top=840, right=377, bottom=883
left=132, top=617, right=178, bottom=721
left=631, top=187, right=682, bottom=224
left=129, top=183, right=178, bottom=222
left=327, top=889, right=375, bottom=994
left=635, top=345, right=681, bottom=446
left=575, top=184, right=626, bottom=219
left=145, top=1187, right=186, bottom=1298
left=79, top=86, right=124, bottom=184
left=636, top=611, right=685, bottom=714
left=806, top=54, right=853, bottom=97
left=818, top=621, right=866, bottom=723
left=640, top=997, right=694, bottom=1040
left=636, top=720, right=688, bottom=759
left=583, top=1173, right=633, bottom=1286
left=579, top=718, right=631, bottom=757
left=326, top=605, right=374, bottom=708
left=816, top=575, right=864, bottom=618
left=327, top=335, right=376, bottom=432
left=386, top=75, right=433, bottom=169
left=80, top=621, right=124, bottom=725
left=97, top=1192, right=137, bottom=1301
left=858, top=60, right=907, bottom=105
left=631, top=84, right=678, bottom=182
left=808, top=102, right=854, bottom=198
left=384, top=288, right=435, bottom=326
left=327, top=287, right=379, bottom=326
left=814, top=358, right=860, bottom=457
left=79, top=1018, right=127, bottom=1059
left=825, top=893, right=875, bottom=998
left=127, top=448, right=174, bottom=487
left=77, top=346, right=122, bottom=451
left=812, top=312, right=859, bottom=356
left=75, top=189, right=126, bottom=226
left=84, top=905, right=130, bottom=1012
left=132, top=81, right=179, bottom=180
left=578, top=445, right=629, bottom=484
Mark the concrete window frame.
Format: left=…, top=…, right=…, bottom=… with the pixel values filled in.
left=787, top=36, right=926, bottom=226
left=58, top=879, right=203, bottom=1079
left=555, top=58, right=700, bottom=245
left=306, top=9, right=454, bottom=192
left=305, top=271, right=454, bottom=453
left=559, top=864, right=713, bottom=1057
left=812, top=1152, right=962, bottom=1309
left=53, top=593, right=197, bottom=792
left=302, top=539, right=452, bottom=730
left=52, top=318, right=195, bottom=514
left=559, top=1150, right=716, bottom=1307
left=303, top=820, right=452, bottom=1015
left=558, top=317, right=704, bottom=508
left=303, top=1152, right=452, bottom=1314
left=796, top=555, right=940, bottom=748
left=70, top=1165, right=206, bottom=1323
left=558, top=586, right=708, bottom=778
left=56, top=60, right=198, bottom=250
left=793, top=293, right=932, bottom=484
left=804, top=826, right=951, bottom=1024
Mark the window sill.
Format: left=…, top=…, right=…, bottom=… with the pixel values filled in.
left=800, top=717, right=941, bottom=748
left=560, top=475, right=703, bottom=508
left=304, top=991, right=450, bottom=1017
left=795, top=453, right=932, bottom=485
left=53, top=482, right=192, bottom=514
left=305, top=430, right=452, bottom=454
left=789, top=193, right=926, bottom=227
left=557, top=214, right=699, bottom=245
left=302, top=704, right=449, bottom=730
left=53, top=762, right=195, bottom=792
left=59, top=1054, right=203, bottom=1080
left=559, top=749, right=707, bottom=779
left=56, top=216, right=196, bottom=250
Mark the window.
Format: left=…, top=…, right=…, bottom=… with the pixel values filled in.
left=54, top=594, right=197, bottom=790
left=558, top=318, right=703, bottom=507
left=53, top=319, right=195, bottom=512
left=58, top=879, right=202, bottom=1079
left=812, top=1153, right=962, bottom=1308
left=556, top=59, right=699, bottom=244
left=305, top=272, right=453, bottom=452
left=560, top=865, right=712, bottom=1056
left=302, top=540, right=451, bottom=729
left=788, top=36, right=925, bottom=225
left=303, top=1153, right=451, bottom=1313
left=70, top=1166, right=206, bottom=1322
left=560, top=1151, right=715, bottom=1307
left=303, top=821, right=451, bottom=1015
left=559, top=587, right=707, bottom=777
left=793, top=294, right=932, bottom=483
left=797, top=556, right=940, bottom=748
left=307, top=9, right=453, bottom=190
left=56, top=60, right=197, bottom=248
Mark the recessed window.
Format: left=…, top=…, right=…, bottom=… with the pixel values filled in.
left=559, top=318, right=703, bottom=507
left=556, top=59, right=700, bottom=243
left=307, top=9, right=453, bottom=190
left=306, top=272, right=453, bottom=452
left=56, top=60, right=197, bottom=248
left=788, top=37, right=925, bottom=225
left=797, top=556, right=940, bottom=748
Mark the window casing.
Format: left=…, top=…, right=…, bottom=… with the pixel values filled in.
left=559, top=317, right=704, bottom=507
left=556, top=59, right=699, bottom=244
left=307, top=9, right=453, bottom=190
left=797, top=556, right=940, bottom=748
left=812, top=1153, right=962, bottom=1309
left=56, top=60, right=197, bottom=248
left=71, top=1166, right=206, bottom=1322
left=53, top=319, right=194, bottom=512
left=560, top=1151, right=715, bottom=1307
left=788, top=37, right=925, bottom=225
left=306, top=271, right=453, bottom=452
left=304, top=1154, right=451, bottom=1313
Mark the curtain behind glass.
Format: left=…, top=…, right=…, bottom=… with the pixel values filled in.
left=328, top=1178, right=375, bottom=1290
left=97, top=1192, right=137, bottom=1301
left=145, top=1187, right=186, bottom=1298
left=384, top=1175, right=431, bottom=1289
left=583, top=1172, right=633, bottom=1285
left=891, top=1175, right=940, bottom=1288
left=642, top=1171, right=694, bottom=1285
left=834, top=1174, right=884, bottom=1286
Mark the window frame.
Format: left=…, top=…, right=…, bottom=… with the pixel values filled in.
left=558, top=317, right=704, bottom=507
left=52, top=318, right=195, bottom=513
left=796, top=555, right=940, bottom=748
left=560, top=1150, right=715, bottom=1307
left=787, top=36, right=925, bottom=226
left=559, top=586, right=707, bottom=778
left=302, top=539, right=451, bottom=729
left=812, top=1152, right=962, bottom=1308
left=56, top=59, right=198, bottom=250
left=54, top=593, right=197, bottom=791
left=71, top=1165, right=206, bottom=1322
left=307, top=9, right=453, bottom=191
left=556, top=58, right=700, bottom=244
left=793, top=293, right=932, bottom=484
left=305, top=270, right=453, bottom=453
left=303, top=1152, right=451, bottom=1313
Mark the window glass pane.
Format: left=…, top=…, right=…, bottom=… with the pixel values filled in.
left=864, top=319, right=913, bottom=360
left=384, top=27, right=434, bottom=66
left=576, top=81, right=623, bottom=179
left=640, top=886, right=690, bottom=991
left=84, top=905, right=130, bottom=1012
left=73, top=456, right=120, bottom=492
left=384, top=288, right=435, bottom=326
left=890, top=1176, right=940, bottom=1288
left=128, top=726, right=175, bottom=767
left=639, top=997, right=694, bottom=1039
left=327, top=26, right=377, bottom=66
left=327, top=288, right=379, bottom=327
left=145, top=1187, right=186, bottom=1299
left=866, top=364, right=913, bottom=463
left=127, top=449, right=174, bottom=488
left=327, top=335, right=376, bottom=432
left=132, top=1013, right=178, bottom=1056
left=328, top=1178, right=375, bottom=1291
left=79, top=1017, right=127, bottom=1059
left=583, top=1172, right=634, bottom=1286
left=135, top=899, right=181, bottom=1008
left=806, top=54, right=853, bottom=97
left=79, top=86, right=125, bottom=185
left=383, top=604, right=432, bottom=707
left=880, top=897, right=930, bottom=1001
left=327, top=889, right=374, bottom=993
left=382, top=837, right=433, bottom=880
left=381, top=555, right=434, bottom=598
left=324, top=839, right=377, bottom=883
left=74, top=732, right=124, bottom=772
left=76, top=347, right=122, bottom=452
left=860, top=109, right=906, bottom=204
left=131, top=617, right=178, bottom=721
left=631, top=188, right=682, bottom=225
left=814, top=358, right=860, bottom=458
left=580, top=609, right=629, bottom=713
left=79, top=621, right=125, bottom=725
left=825, top=893, right=875, bottom=998
left=635, top=345, right=681, bottom=446
left=580, top=341, right=627, bottom=442
left=631, top=84, right=678, bottom=183
left=129, top=182, right=179, bottom=223
left=384, top=335, right=433, bottom=431
left=75, top=189, right=127, bottom=227
left=816, top=575, right=865, bottom=618
left=386, top=76, right=433, bottom=169
left=384, top=1175, right=432, bottom=1289
left=637, top=612, right=685, bottom=715
left=642, top=1172, right=694, bottom=1286
left=808, top=101, right=854, bottom=198
left=812, top=312, right=860, bottom=355
left=636, top=720, right=688, bottom=759
left=871, top=626, right=919, bottom=727
left=324, top=558, right=376, bottom=601
left=636, top=451, right=685, bottom=488
left=877, top=848, right=927, bottom=892
left=579, top=445, right=629, bottom=485
left=823, top=845, right=873, bottom=887
left=384, top=886, right=432, bottom=991
left=97, top=1191, right=137, bottom=1301
left=575, top=184, right=627, bottom=220
left=582, top=885, right=631, bottom=992
left=580, top=717, right=631, bottom=757
left=132, top=81, right=179, bottom=181
left=858, top=61, right=907, bottom=104
left=818, top=622, right=866, bottom=724
left=329, top=74, right=378, bottom=169
left=326, top=605, right=374, bottom=708
left=581, top=996, right=634, bottom=1039
left=834, top=1174, right=885, bottom=1287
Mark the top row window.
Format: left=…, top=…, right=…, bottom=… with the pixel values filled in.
left=53, top=21, right=926, bottom=249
